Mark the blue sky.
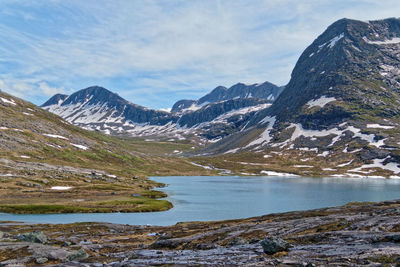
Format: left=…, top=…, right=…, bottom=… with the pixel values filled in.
left=0, top=0, right=399, bottom=110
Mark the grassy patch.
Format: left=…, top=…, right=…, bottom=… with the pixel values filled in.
left=0, top=204, right=89, bottom=214
left=0, top=198, right=173, bottom=214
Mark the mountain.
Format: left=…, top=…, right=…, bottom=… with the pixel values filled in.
left=200, top=18, right=400, bottom=178
left=42, top=82, right=281, bottom=142
left=171, top=81, right=283, bottom=113
left=42, top=86, right=177, bottom=135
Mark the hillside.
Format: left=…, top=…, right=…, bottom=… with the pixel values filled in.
left=0, top=90, right=215, bottom=213
left=198, top=18, right=400, bottom=178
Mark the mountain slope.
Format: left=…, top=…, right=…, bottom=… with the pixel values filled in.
left=199, top=18, right=400, bottom=178
left=0, top=89, right=214, bottom=213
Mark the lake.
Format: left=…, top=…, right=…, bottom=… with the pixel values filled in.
left=2, top=176, right=400, bottom=226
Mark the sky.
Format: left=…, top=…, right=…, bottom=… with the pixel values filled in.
left=0, top=0, right=400, bottom=110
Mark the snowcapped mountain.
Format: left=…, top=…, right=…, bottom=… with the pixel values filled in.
left=42, top=86, right=179, bottom=137
left=203, top=18, right=400, bottom=177
left=42, top=83, right=280, bottom=142
left=171, top=81, right=283, bottom=113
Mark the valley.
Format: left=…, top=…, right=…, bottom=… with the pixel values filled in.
left=2, top=15, right=400, bottom=266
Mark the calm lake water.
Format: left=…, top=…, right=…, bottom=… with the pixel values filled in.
left=2, top=176, right=400, bottom=226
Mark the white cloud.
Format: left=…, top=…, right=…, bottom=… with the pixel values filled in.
left=0, top=0, right=400, bottom=108
left=38, top=82, right=65, bottom=96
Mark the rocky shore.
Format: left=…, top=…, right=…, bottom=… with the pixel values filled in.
left=2, top=199, right=400, bottom=266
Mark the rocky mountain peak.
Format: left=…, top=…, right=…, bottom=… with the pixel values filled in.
left=256, top=17, right=400, bottom=127
left=172, top=81, right=282, bottom=113
left=60, top=86, right=128, bottom=108
left=41, top=93, right=69, bottom=107
left=202, top=18, right=400, bottom=178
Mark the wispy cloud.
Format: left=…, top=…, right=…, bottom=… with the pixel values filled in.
left=0, top=0, right=400, bottom=109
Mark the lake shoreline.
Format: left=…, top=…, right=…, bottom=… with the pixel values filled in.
left=2, top=175, right=400, bottom=225
left=1, top=198, right=400, bottom=265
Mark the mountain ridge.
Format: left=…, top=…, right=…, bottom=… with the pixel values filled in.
left=42, top=82, right=282, bottom=141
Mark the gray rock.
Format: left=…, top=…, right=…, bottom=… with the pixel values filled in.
left=35, top=257, right=48, bottom=264
left=260, top=236, right=291, bottom=255
left=62, top=241, right=72, bottom=246
left=68, top=248, right=88, bottom=262
left=16, top=231, right=47, bottom=244
left=47, top=249, right=69, bottom=260
left=227, top=237, right=248, bottom=246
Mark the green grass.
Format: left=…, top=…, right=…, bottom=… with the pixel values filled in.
left=0, top=204, right=90, bottom=214
left=0, top=198, right=173, bottom=214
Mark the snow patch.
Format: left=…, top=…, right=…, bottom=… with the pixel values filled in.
left=224, top=148, right=239, bottom=154
left=318, top=33, right=344, bottom=51
left=306, top=96, right=336, bottom=108
left=246, top=116, right=276, bottom=148
left=0, top=173, right=14, bottom=177
left=260, top=170, right=299, bottom=177
left=19, top=155, right=31, bottom=159
left=43, top=134, right=69, bottom=140
left=337, top=160, right=354, bottom=168
left=190, top=162, right=213, bottom=170
left=0, top=97, right=16, bottom=105
left=50, top=186, right=72, bottom=190
left=363, top=36, right=400, bottom=45
left=70, top=143, right=89, bottom=150
left=349, top=158, right=400, bottom=174
left=317, top=151, right=330, bottom=157
left=367, top=124, right=394, bottom=129
left=328, top=33, right=344, bottom=48
left=293, top=165, right=313, bottom=168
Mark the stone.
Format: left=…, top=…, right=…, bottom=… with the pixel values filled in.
left=68, top=249, right=88, bottom=262
left=62, top=241, right=72, bottom=247
left=35, top=257, right=48, bottom=264
left=48, top=249, right=69, bottom=260
left=227, top=237, right=248, bottom=246
left=16, top=231, right=48, bottom=244
left=260, top=236, right=291, bottom=255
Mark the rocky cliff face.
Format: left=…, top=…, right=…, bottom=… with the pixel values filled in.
left=202, top=18, right=400, bottom=177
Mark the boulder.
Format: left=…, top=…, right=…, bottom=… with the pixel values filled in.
left=35, top=257, right=48, bottom=264
left=68, top=249, right=88, bottom=262
left=16, top=231, right=48, bottom=244
left=227, top=237, right=248, bottom=246
left=260, top=236, right=291, bottom=255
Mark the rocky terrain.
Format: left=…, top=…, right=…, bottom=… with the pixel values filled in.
left=2, top=199, right=400, bottom=266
